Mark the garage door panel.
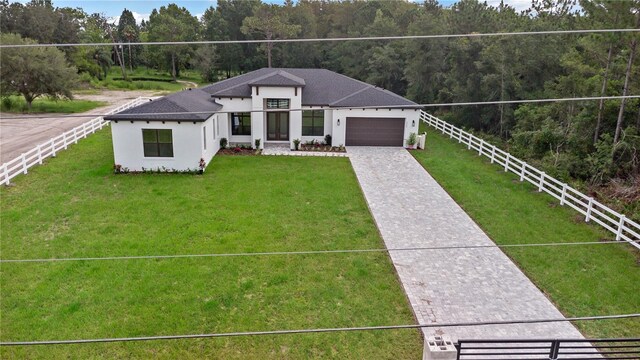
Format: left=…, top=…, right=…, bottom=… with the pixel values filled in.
left=345, top=117, right=404, bottom=146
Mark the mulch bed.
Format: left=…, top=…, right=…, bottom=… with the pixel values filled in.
left=297, top=145, right=346, bottom=153
left=217, top=148, right=261, bottom=156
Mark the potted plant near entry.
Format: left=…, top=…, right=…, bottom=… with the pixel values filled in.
left=407, top=132, right=417, bottom=150
left=293, top=138, right=301, bottom=151
left=198, top=158, right=206, bottom=174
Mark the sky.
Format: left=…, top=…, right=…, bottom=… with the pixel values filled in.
left=16, top=0, right=535, bottom=24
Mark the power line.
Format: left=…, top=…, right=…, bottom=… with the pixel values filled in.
left=2, top=95, right=638, bottom=121
left=0, top=240, right=632, bottom=264
left=420, top=95, right=640, bottom=107
left=1, top=28, right=638, bottom=48
left=1, top=313, right=637, bottom=346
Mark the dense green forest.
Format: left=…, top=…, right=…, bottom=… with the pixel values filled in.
left=1, top=0, right=638, bottom=216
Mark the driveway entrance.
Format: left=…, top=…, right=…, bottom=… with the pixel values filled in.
left=348, top=146, right=583, bottom=340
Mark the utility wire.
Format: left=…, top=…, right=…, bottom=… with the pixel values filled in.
left=1, top=313, right=638, bottom=346
left=2, top=95, right=638, bottom=121
left=419, top=95, right=640, bottom=107
left=1, top=28, right=638, bottom=48
left=0, top=240, right=632, bottom=264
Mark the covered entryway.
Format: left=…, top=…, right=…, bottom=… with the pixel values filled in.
left=345, top=117, right=404, bottom=146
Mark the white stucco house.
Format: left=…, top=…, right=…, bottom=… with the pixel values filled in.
left=105, top=68, right=421, bottom=171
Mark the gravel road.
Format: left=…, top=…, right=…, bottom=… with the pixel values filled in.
left=0, top=90, right=157, bottom=163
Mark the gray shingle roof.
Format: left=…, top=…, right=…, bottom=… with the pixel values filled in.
left=104, top=88, right=222, bottom=121
left=203, top=68, right=419, bottom=108
left=248, top=70, right=306, bottom=87
left=107, top=68, right=419, bottom=121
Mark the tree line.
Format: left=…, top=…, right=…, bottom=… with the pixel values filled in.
left=0, top=0, right=639, bottom=211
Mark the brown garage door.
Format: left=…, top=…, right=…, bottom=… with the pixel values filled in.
left=345, top=117, right=405, bottom=146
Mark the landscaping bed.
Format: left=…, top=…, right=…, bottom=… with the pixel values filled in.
left=217, top=145, right=261, bottom=156
left=0, top=129, right=421, bottom=359
left=297, top=144, right=346, bottom=152
left=293, top=136, right=346, bottom=153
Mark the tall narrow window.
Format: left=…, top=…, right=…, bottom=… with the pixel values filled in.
left=142, top=129, right=173, bottom=157
left=203, top=126, right=207, bottom=150
left=302, top=110, right=324, bottom=136
left=266, top=99, right=290, bottom=109
left=231, top=113, right=251, bottom=135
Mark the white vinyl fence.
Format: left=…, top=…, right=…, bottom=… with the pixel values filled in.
left=1, top=97, right=151, bottom=186
left=420, top=111, right=640, bottom=250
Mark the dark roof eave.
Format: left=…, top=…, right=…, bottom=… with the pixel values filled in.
left=210, top=95, right=252, bottom=99
left=249, top=84, right=306, bottom=88
left=105, top=115, right=214, bottom=122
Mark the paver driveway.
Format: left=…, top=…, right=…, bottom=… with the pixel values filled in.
left=348, top=146, right=583, bottom=341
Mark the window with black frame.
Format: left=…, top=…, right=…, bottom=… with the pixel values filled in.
left=142, top=129, right=174, bottom=157
left=266, top=99, right=290, bottom=109
left=302, top=110, right=324, bottom=136
left=231, top=113, right=251, bottom=136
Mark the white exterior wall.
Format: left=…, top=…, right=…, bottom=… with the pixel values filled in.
left=331, top=108, right=421, bottom=147
left=111, top=116, right=218, bottom=172
left=214, top=98, right=252, bottom=145
left=205, top=114, right=222, bottom=163
left=250, top=86, right=302, bottom=149
left=213, top=91, right=336, bottom=148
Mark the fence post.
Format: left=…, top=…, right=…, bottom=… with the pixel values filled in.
left=538, top=172, right=545, bottom=192
left=467, top=134, right=471, bottom=150
left=490, top=146, right=496, bottom=163
left=458, top=129, right=463, bottom=143
left=73, top=127, right=78, bottom=144
left=519, top=162, right=525, bottom=181
left=616, top=215, right=626, bottom=241
left=50, top=138, right=56, bottom=157
left=585, top=198, right=593, bottom=222
left=504, top=153, right=510, bottom=172
left=21, top=153, right=28, bottom=174
left=37, top=144, right=43, bottom=164
left=549, top=340, right=560, bottom=360
left=1, top=164, right=8, bottom=185
left=478, top=139, right=484, bottom=156
left=63, top=132, right=68, bottom=149
left=560, top=184, right=567, bottom=205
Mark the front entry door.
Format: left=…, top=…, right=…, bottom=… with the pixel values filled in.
left=267, top=112, right=289, bottom=141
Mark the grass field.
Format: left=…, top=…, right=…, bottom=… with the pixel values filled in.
left=0, top=95, right=106, bottom=113
left=0, top=130, right=422, bottom=359
left=86, top=67, right=207, bottom=92
left=412, top=129, right=640, bottom=338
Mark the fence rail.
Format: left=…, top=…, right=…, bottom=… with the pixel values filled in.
left=456, top=338, right=640, bottom=360
left=420, top=111, right=640, bottom=250
left=1, top=97, right=150, bottom=186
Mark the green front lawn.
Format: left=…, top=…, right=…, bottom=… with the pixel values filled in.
left=412, top=129, right=640, bottom=338
left=0, top=95, right=106, bottom=113
left=0, top=130, right=422, bottom=359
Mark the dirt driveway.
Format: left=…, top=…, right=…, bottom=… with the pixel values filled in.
left=0, top=90, right=156, bottom=163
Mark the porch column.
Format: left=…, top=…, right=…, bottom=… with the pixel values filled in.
left=251, top=111, right=264, bottom=149
left=289, top=109, right=302, bottom=149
